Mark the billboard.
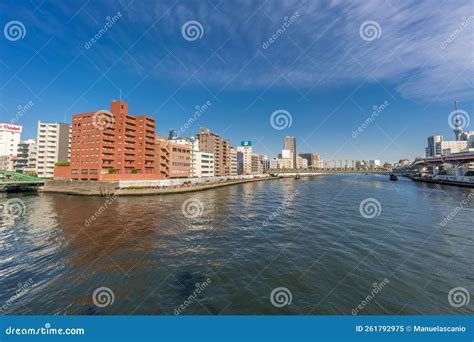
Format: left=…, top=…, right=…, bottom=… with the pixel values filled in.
left=0, top=123, right=22, bottom=133
left=240, top=141, right=252, bottom=146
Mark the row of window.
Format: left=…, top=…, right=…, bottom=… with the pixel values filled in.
left=172, top=147, right=190, bottom=153
left=71, top=168, right=154, bottom=175
left=171, top=162, right=191, bottom=167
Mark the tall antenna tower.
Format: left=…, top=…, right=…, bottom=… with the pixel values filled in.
left=453, top=101, right=463, bottom=141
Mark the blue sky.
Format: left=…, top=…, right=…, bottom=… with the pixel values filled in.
left=0, top=0, right=473, bottom=163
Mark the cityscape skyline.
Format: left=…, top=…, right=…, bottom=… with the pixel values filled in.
left=1, top=1, right=473, bottom=164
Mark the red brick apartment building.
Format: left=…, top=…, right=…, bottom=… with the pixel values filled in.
left=55, top=101, right=160, bottom=181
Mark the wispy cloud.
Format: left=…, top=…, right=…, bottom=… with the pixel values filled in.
left=116, top=0, right=473, bottom=101
left=6, top=0, right=474, bottom=101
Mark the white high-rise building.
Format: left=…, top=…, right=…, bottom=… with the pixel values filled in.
left=426, top=134, right=468, bottom=157
left=237, top=141, right=253, bottom=175
left=283, top=136, right=296, bottom=168
left=36, top=122, right=71, bottom=178
left=0, top=123, right=22, bottom=157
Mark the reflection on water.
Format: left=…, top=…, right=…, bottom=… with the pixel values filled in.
left=0, top=174, right=473, bottom=315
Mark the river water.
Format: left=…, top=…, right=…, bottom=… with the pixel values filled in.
left=0, top=174, right=472, bottom=315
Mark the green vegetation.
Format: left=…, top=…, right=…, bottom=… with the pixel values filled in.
left=131, top=169, right=138, bottom=174
left=107, top=169, right=116, bottom=174
left=55, top=162, right=70, bottom=166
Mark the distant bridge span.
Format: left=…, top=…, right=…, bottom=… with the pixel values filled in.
left=269, top=168, right=391, bottom=174
left=413, top=152, right=474, bottom=166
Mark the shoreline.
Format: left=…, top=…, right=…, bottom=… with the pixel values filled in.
left=40, top=173, right=329, bottom=196
left=410, top=176, right=474, bottom=188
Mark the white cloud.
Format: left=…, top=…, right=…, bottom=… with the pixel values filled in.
left=135, top=0, right=472, bottom=101
left=33, top=0, right=473, bottom=101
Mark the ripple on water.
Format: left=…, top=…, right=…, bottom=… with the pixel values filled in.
left=0, top=175, right=472, bottom=315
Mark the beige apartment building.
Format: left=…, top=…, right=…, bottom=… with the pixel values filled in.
left=196, top=128, right=230, bottom=176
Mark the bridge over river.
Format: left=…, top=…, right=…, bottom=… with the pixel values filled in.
left=0, top=170, right=45, bottom=191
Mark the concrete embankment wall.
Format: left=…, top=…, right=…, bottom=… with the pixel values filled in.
left=42, top=179, right=118, bottom=196
left=42, top=173, right=328, bottom=196
left=43, top=175, right=270, bottom=196
left=117, top=174, right=268, bottom=189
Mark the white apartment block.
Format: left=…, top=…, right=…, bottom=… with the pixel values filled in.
left=296, top=155, right=308, bottom=169
left=194, top=151, right=215, bottom=177
left=269, top=158, right=293, bottom=170
left=36, top=122, right=71, bottom=178
left=441, top=140, right=467, bottom=155
left=0, top=123, right=22, bottom=157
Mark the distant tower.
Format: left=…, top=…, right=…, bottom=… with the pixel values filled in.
left=453, top=101, right=463, bottom=141
left=169, top=129, right=178, bottom=140
left=283, top=136, right=296, bottom=169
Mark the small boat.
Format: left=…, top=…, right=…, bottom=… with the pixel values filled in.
left=389, top=174, right=398, bottom=181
